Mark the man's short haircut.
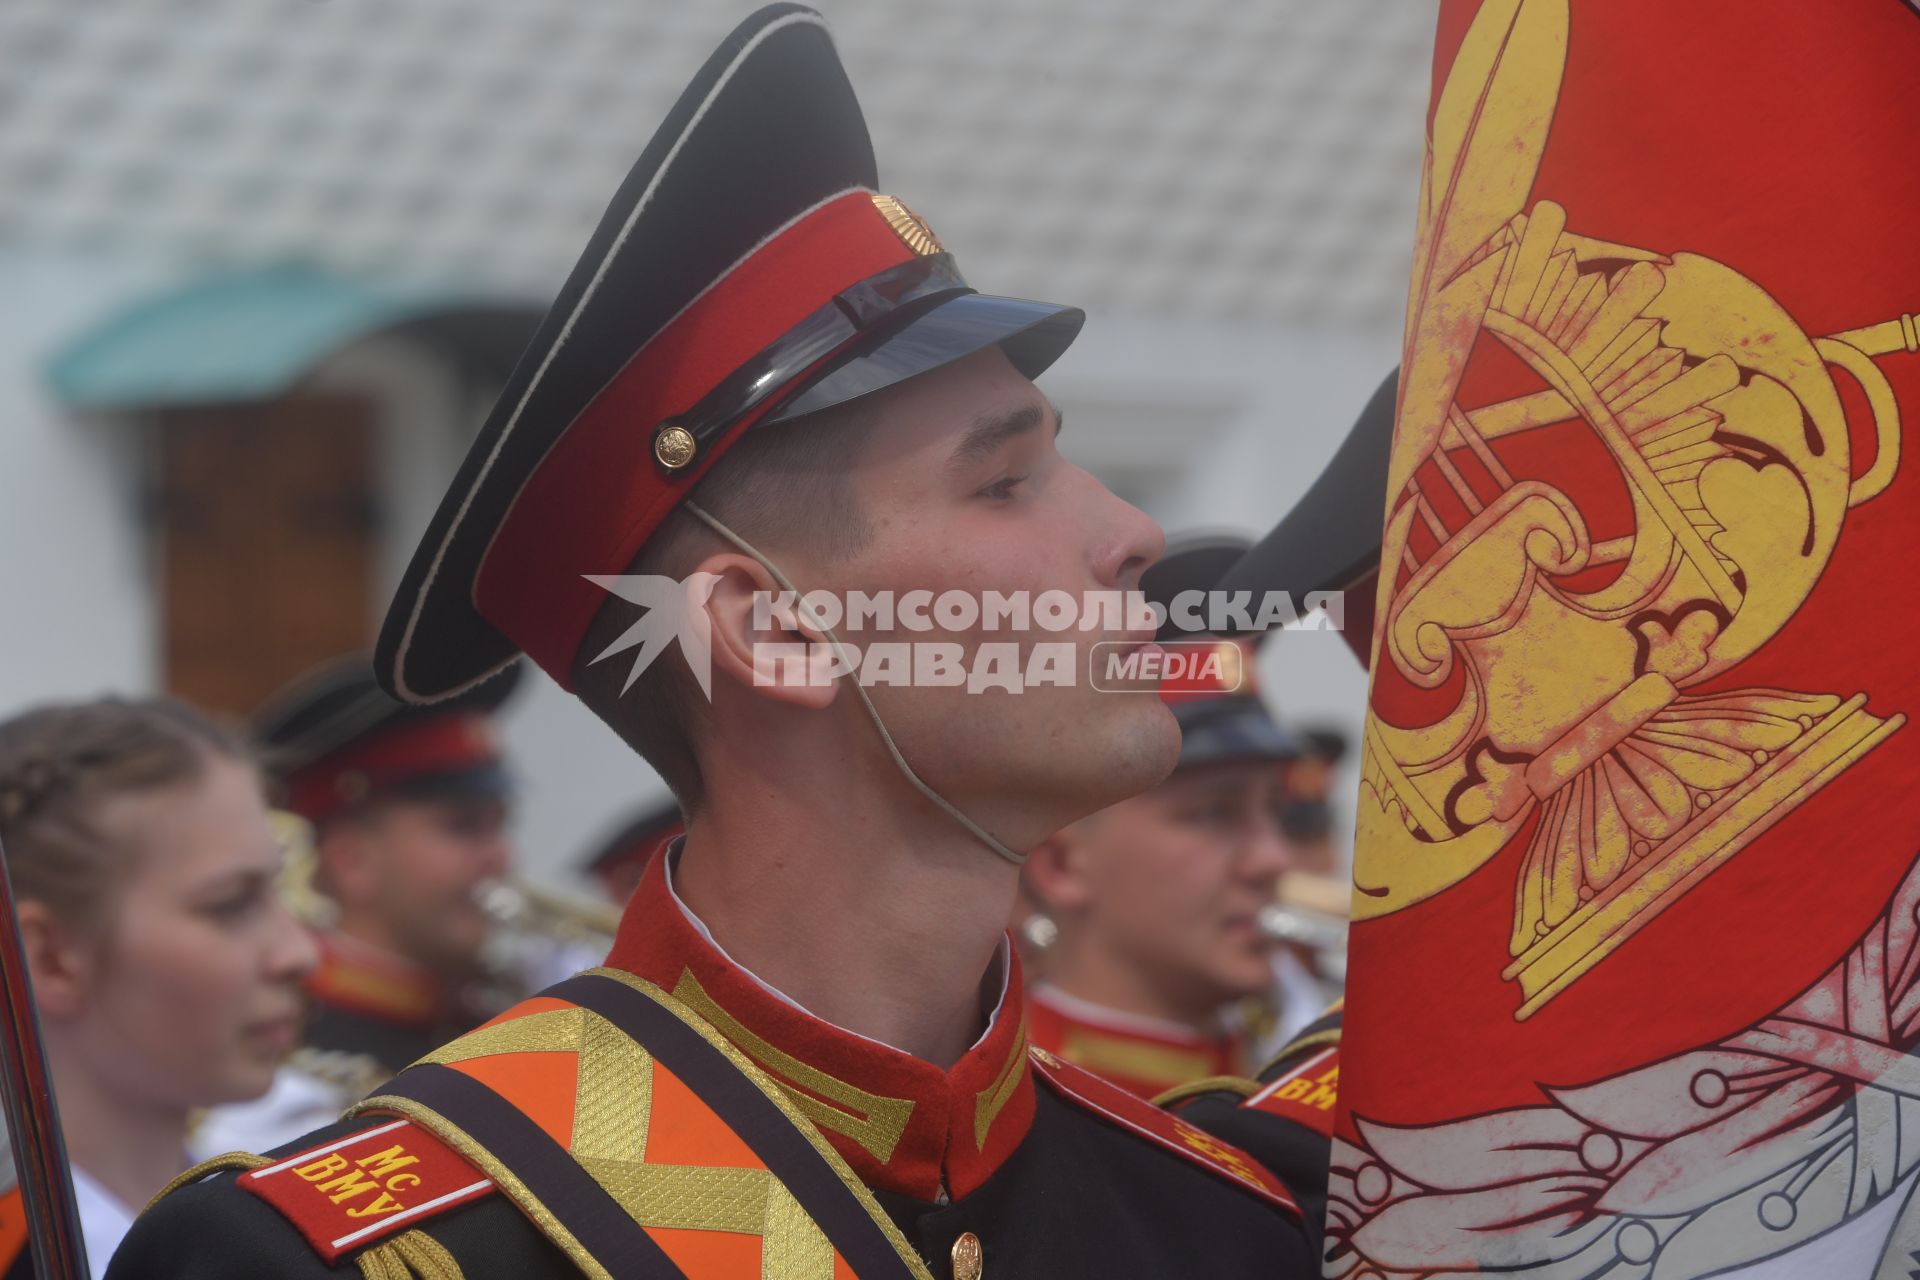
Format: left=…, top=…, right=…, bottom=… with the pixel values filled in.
left=572, top=399, right=878, bottom=811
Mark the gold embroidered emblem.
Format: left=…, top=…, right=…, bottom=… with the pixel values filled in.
left=871, top=193, right=944, bottom=256
left=1174, top=1124, right=1265, bottom=1190
left=1356, top=0, right=1912, bottom=1018
left=973, top=1015, right=1027, bottom=1150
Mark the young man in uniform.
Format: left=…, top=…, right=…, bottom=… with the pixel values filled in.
left=191, top=657, right=523, bottom=1158
left=1022, top=538, right=1309, bottom=1099
left=110, top=8, right=1316, bottom=1277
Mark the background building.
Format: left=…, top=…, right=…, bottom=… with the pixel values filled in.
left=0, top=0, right=1436, bottom=885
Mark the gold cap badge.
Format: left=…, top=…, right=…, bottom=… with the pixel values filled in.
left=871, top=193, right=943, bottom=256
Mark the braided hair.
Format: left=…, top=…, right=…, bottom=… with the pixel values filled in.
left=0, top=697, right=252, bottom=926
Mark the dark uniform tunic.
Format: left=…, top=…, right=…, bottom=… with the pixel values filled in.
left=109, top=855, right=1318, bottom=1278
left=301, top=931, right=485, bottom=1080
left=1169, top=1004, right=1343, bottom=1259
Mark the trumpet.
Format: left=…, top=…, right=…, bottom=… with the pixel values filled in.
left=1259, top=871, right=1349, bottom=984
left=480, top=878, right=623, bottom=952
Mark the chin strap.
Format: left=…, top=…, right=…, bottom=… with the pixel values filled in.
left=684, top=501, right=1027, bottom=867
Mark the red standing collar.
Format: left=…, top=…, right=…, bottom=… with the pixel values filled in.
left=604, top=850, right=1035, bottom=1202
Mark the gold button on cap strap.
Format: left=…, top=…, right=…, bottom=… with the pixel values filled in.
left=950, top=1231, right=983, bottom=1280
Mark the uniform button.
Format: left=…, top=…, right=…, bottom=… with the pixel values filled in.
left=950, top=1231, right=983, bottom=1280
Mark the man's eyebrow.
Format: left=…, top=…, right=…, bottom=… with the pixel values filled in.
left=946, top=398, right=1062, bottom=471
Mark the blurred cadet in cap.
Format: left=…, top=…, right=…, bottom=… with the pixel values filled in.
left=189, top=657, right=521, bottom=1159
left=1021, top=536, right=1313, bottom=1100
left=1163, top=370, right=1396, bottom=1242
left=578, top=795, right=684, bottom=906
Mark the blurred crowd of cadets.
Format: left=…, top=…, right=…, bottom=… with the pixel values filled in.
left=0, top=639, right=1347, bottom=1278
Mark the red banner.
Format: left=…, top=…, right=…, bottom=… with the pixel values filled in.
left=1334, top=1, right=1920, bottom=1273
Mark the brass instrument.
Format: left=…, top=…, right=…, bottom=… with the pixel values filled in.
left=1259, top=870, right=1350, bottom=985
left=271, top=809, right=623, bottom=989
left=480, top=878, right=623, bottom=952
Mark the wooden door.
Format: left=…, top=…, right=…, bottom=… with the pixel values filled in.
left=154, top=396, right=379, bottom=717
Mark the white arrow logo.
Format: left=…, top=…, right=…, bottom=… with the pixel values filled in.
left=582, top=573, right=722, bottom=700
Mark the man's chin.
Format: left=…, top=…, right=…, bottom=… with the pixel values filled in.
left=1067, top=695, right=1181, bottom=810
left=1123, top=696, right=1182, bottom=788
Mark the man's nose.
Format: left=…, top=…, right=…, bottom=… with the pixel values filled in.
left=476, top=832, right=513, bottom=881
left=1082, top=470, right=1165, bottom=591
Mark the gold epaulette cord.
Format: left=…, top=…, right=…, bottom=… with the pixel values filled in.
left=142, top=1151, right=271, bottom=1214
left=1152, top=1074, right=1261, bottom=1108
left=355, top=1229, right=466, bottom=1280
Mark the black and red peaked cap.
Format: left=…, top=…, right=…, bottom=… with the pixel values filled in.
left=376, top=5, right=1084, bottom=703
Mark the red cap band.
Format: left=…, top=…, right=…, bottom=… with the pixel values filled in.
left=475, top=190, right=919, bottom=687
left=285, top=713, right=502, bottom=824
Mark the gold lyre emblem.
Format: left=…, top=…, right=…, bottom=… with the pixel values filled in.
left=871, top=193, right=944, bottom=256
left=1357, top=0, right=1912, bottom=1018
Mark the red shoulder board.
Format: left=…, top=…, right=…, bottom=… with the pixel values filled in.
left=1243, top=1044, right=1339, bottom=1138
left=239, top=1118, right=496, bottom=1263
left=1028, top=1047, right=1301, bottom=1219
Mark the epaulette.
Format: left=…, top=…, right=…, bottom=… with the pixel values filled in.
left=1027, top=1046, right=1301, bottom=1219
left=1241, top=1003, right=1343, bottom=1136
left=233, top=1119, right=497, bottom=1265
left=1254, top=1001, right=1342, bottom=1084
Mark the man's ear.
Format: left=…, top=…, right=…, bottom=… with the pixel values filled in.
left=17, top=899, right=96, bottom=1021
left=695, top=550, right=842, bottom=710
left=1022, top=824, right=1096, bottom=916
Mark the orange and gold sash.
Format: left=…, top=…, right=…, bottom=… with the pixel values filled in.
left=353, top=969, right=932, bottom=1280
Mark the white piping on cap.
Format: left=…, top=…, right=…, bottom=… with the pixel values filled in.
left=389, top=11, right=839, bottom=704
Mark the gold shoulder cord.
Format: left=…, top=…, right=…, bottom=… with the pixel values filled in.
left=1152, top=1075, right=1261, bottom=1108
left=1267, top=1025, right=1342, bottom=1067
left=356, top=1230, right=466, bottom=1280
left=141, top=1151, right=271, bottom=1214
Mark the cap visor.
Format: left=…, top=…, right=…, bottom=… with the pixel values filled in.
left=765, top=291, right=1084, bottom=425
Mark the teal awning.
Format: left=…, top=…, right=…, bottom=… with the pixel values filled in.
left=48, top=266, right=539, bottom=410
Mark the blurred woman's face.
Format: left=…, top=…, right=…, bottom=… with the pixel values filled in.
left=70, top=756, right=317, bottom=1108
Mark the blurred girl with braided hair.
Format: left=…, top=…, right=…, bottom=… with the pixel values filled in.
left=0, top=697, right=316, bottom=1277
